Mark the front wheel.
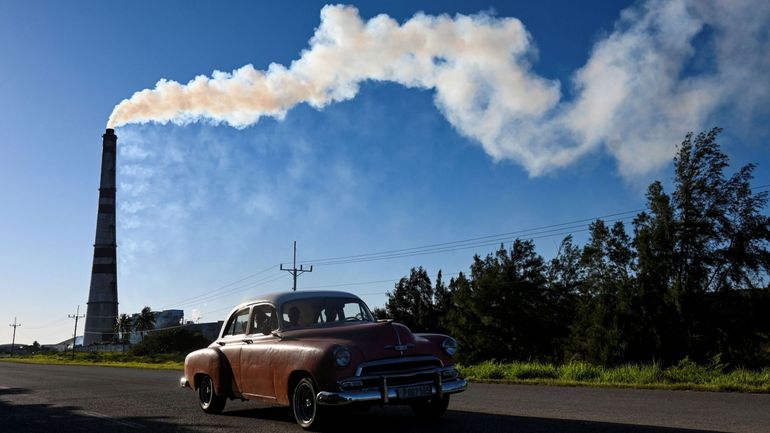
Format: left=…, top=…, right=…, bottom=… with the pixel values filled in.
left=198, top=375, right=226, bottom=414
left=411, top=395, right=450, bottom=418
left=292, top=377, right=323, bottom=429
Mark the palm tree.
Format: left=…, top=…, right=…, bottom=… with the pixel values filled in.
left=115, top=314, right=133, bottom=341
left=115, top=314, right=133, bottom=351
left=133, top=306, right=156, bottom=340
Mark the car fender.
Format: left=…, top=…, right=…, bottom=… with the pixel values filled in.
left=184, top=347, right=234, bottom=397
left=268, top=340, right=356, bottom=405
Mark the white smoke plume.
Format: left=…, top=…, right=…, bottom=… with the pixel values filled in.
left=108, top=0, right=770, bottom=177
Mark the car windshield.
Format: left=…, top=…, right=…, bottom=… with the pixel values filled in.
left=280, top=297, right=374, bottom=329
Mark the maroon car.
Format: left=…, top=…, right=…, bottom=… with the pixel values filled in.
left=181, top=290, right=467, bottom=429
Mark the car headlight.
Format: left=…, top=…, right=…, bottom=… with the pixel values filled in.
left=333, top=346, right=351, bottom=367
left=442, top=337, right=457, bottom=356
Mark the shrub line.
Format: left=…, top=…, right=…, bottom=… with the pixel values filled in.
left=3, top=355, right=768, bottom=393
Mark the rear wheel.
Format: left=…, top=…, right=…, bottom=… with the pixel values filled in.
left=198, top=375, right=226, bottom=414
left=292, top=377, right=323, bottom=429
left=411, top=395, right=449, bottom=418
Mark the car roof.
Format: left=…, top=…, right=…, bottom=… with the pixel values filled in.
left=235, top=290, right=363, bottom=310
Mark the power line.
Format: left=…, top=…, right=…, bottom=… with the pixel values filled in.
left=301, top=181, right=768, bottom=268
left=305, top=215, right=636, bottom=267
left=159, top=264, right=278, bottom=310
left=171, top=272, right=286, bottom=309
left=302, top=209, right=643, bottom=267
left=156, top=182, right=769, bottom=312
left=161, top=208, right=642, bottom=310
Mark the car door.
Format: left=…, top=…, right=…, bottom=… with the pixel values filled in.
left=239, top=303, right=280, bottom=400
left=217, top=307, right=251, bottom=395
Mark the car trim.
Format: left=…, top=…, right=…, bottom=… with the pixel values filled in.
left=316, top=375, right=467, bottom=406
left=354, top=355, right=444, bottom=376
left=243, top=392, right=277, bottom=400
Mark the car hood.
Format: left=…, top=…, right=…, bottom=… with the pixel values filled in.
left=280, top=321, right=438, bottom=361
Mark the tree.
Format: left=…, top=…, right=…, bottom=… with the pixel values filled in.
left=371, top=307, right=388, bottom=320
left=115, top=313, right=133, bottom=343
left=133, top=306, right=156, bottom=340
left=567, top=220, right=639, bottom=365
left=385, top=267, right=441, bottom=332
left=444, top=272, right=475, bottom=362
left=669, top=128, right=770, bottom=364
left=432, top=271, right=452, bottom=334
left=629, top=127, right=770, bottom=364
left=447, top=241, right=556, bottom=363
left=633, top=181, right=678, bottom=361
left=547, top=235, right=583, bottom=297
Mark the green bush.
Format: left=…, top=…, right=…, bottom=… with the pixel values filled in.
left=559, top=361, right=602, bottom=381
left=711, top=368, right=769, bottom=388
left=508, top=362, right=558, bottom=380
left=601, top=363, right=664, bottom=384
left=130, top=328, right=210, bottom=356
left=663, top=358, right=715, bottom=384
left=461, top=361, right=507, bottom=380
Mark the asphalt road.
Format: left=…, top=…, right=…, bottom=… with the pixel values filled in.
left=1, top=362, right=769, bottom=433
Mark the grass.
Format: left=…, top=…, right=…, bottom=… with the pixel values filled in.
left=0, top=352, right=184, bottom=370
left=4, top=353, right=769, bottom=393
left=459, top=359, right=770, bottom=393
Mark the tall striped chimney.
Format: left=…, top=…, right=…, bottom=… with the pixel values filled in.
left=83, top=128, right=118, bottom=346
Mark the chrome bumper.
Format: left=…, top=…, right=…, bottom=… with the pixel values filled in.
left=180, top=376, right=190, bottom=388
left=316, top=377, right=467, bottom=406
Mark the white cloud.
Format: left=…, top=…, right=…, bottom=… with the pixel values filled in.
left=109, top=1, right=769, bottom=178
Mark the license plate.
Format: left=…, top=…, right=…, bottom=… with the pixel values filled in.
left=397, top=384, right=432, bottom=399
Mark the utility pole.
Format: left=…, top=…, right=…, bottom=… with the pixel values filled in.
left=280, top=241, right=313, bottom=291
left=8, top=318, right=20, bottom=358
left=68, top=306, right=85, bottom=360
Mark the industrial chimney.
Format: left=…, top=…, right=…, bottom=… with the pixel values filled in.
left=83, top=128, right=119, bottom=346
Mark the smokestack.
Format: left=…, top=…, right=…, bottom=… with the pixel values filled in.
left=83, top=128, right=119, bottom=346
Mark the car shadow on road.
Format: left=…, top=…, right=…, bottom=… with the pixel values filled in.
left=222, top=404, right=732, bottom=433
left=0, top=387, right=734, bottom=433
left=0, top=387, right=29, bottom=396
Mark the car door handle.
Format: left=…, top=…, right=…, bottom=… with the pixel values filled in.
left=242, top=338, right=253, bottom=344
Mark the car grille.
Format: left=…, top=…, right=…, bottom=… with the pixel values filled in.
left=356, top=356, right=443, bottom=377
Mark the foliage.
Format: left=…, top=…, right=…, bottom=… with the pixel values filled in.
left=115, top=313, right=133, bottom=342
left=129, top=328, right=209, bottom=356
left=133, top=306, right=156, bottom=334
left=459, top=360, right=770, bottom=392
left=0, top=352, right=184, bottom=370
left=384, top=267, right=448, bottom=333
left=383, top=128, right=770, bottom=367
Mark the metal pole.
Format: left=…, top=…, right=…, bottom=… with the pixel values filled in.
left=280, top=241, right=313, bottom=291
left=9, top=318, right=20, bottom=358
left=68, top=306, right=84, bottom=360
left=292, top=241, right=297, bottom=291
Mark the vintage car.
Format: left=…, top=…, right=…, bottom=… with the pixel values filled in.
left=180, top=290, right=467, bottom=429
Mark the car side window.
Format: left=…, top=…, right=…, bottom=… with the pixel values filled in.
left=250, top=304, right=278, bottom=335
left=223, top=308, right=250, bottom=337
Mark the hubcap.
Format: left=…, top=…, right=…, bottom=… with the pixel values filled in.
left=294, top=382, right=315, bottom=424
left=201, top=378, right=212, bottom=405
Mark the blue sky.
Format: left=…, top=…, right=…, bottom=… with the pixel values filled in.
left=1, top=1, right=768, bottom=345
